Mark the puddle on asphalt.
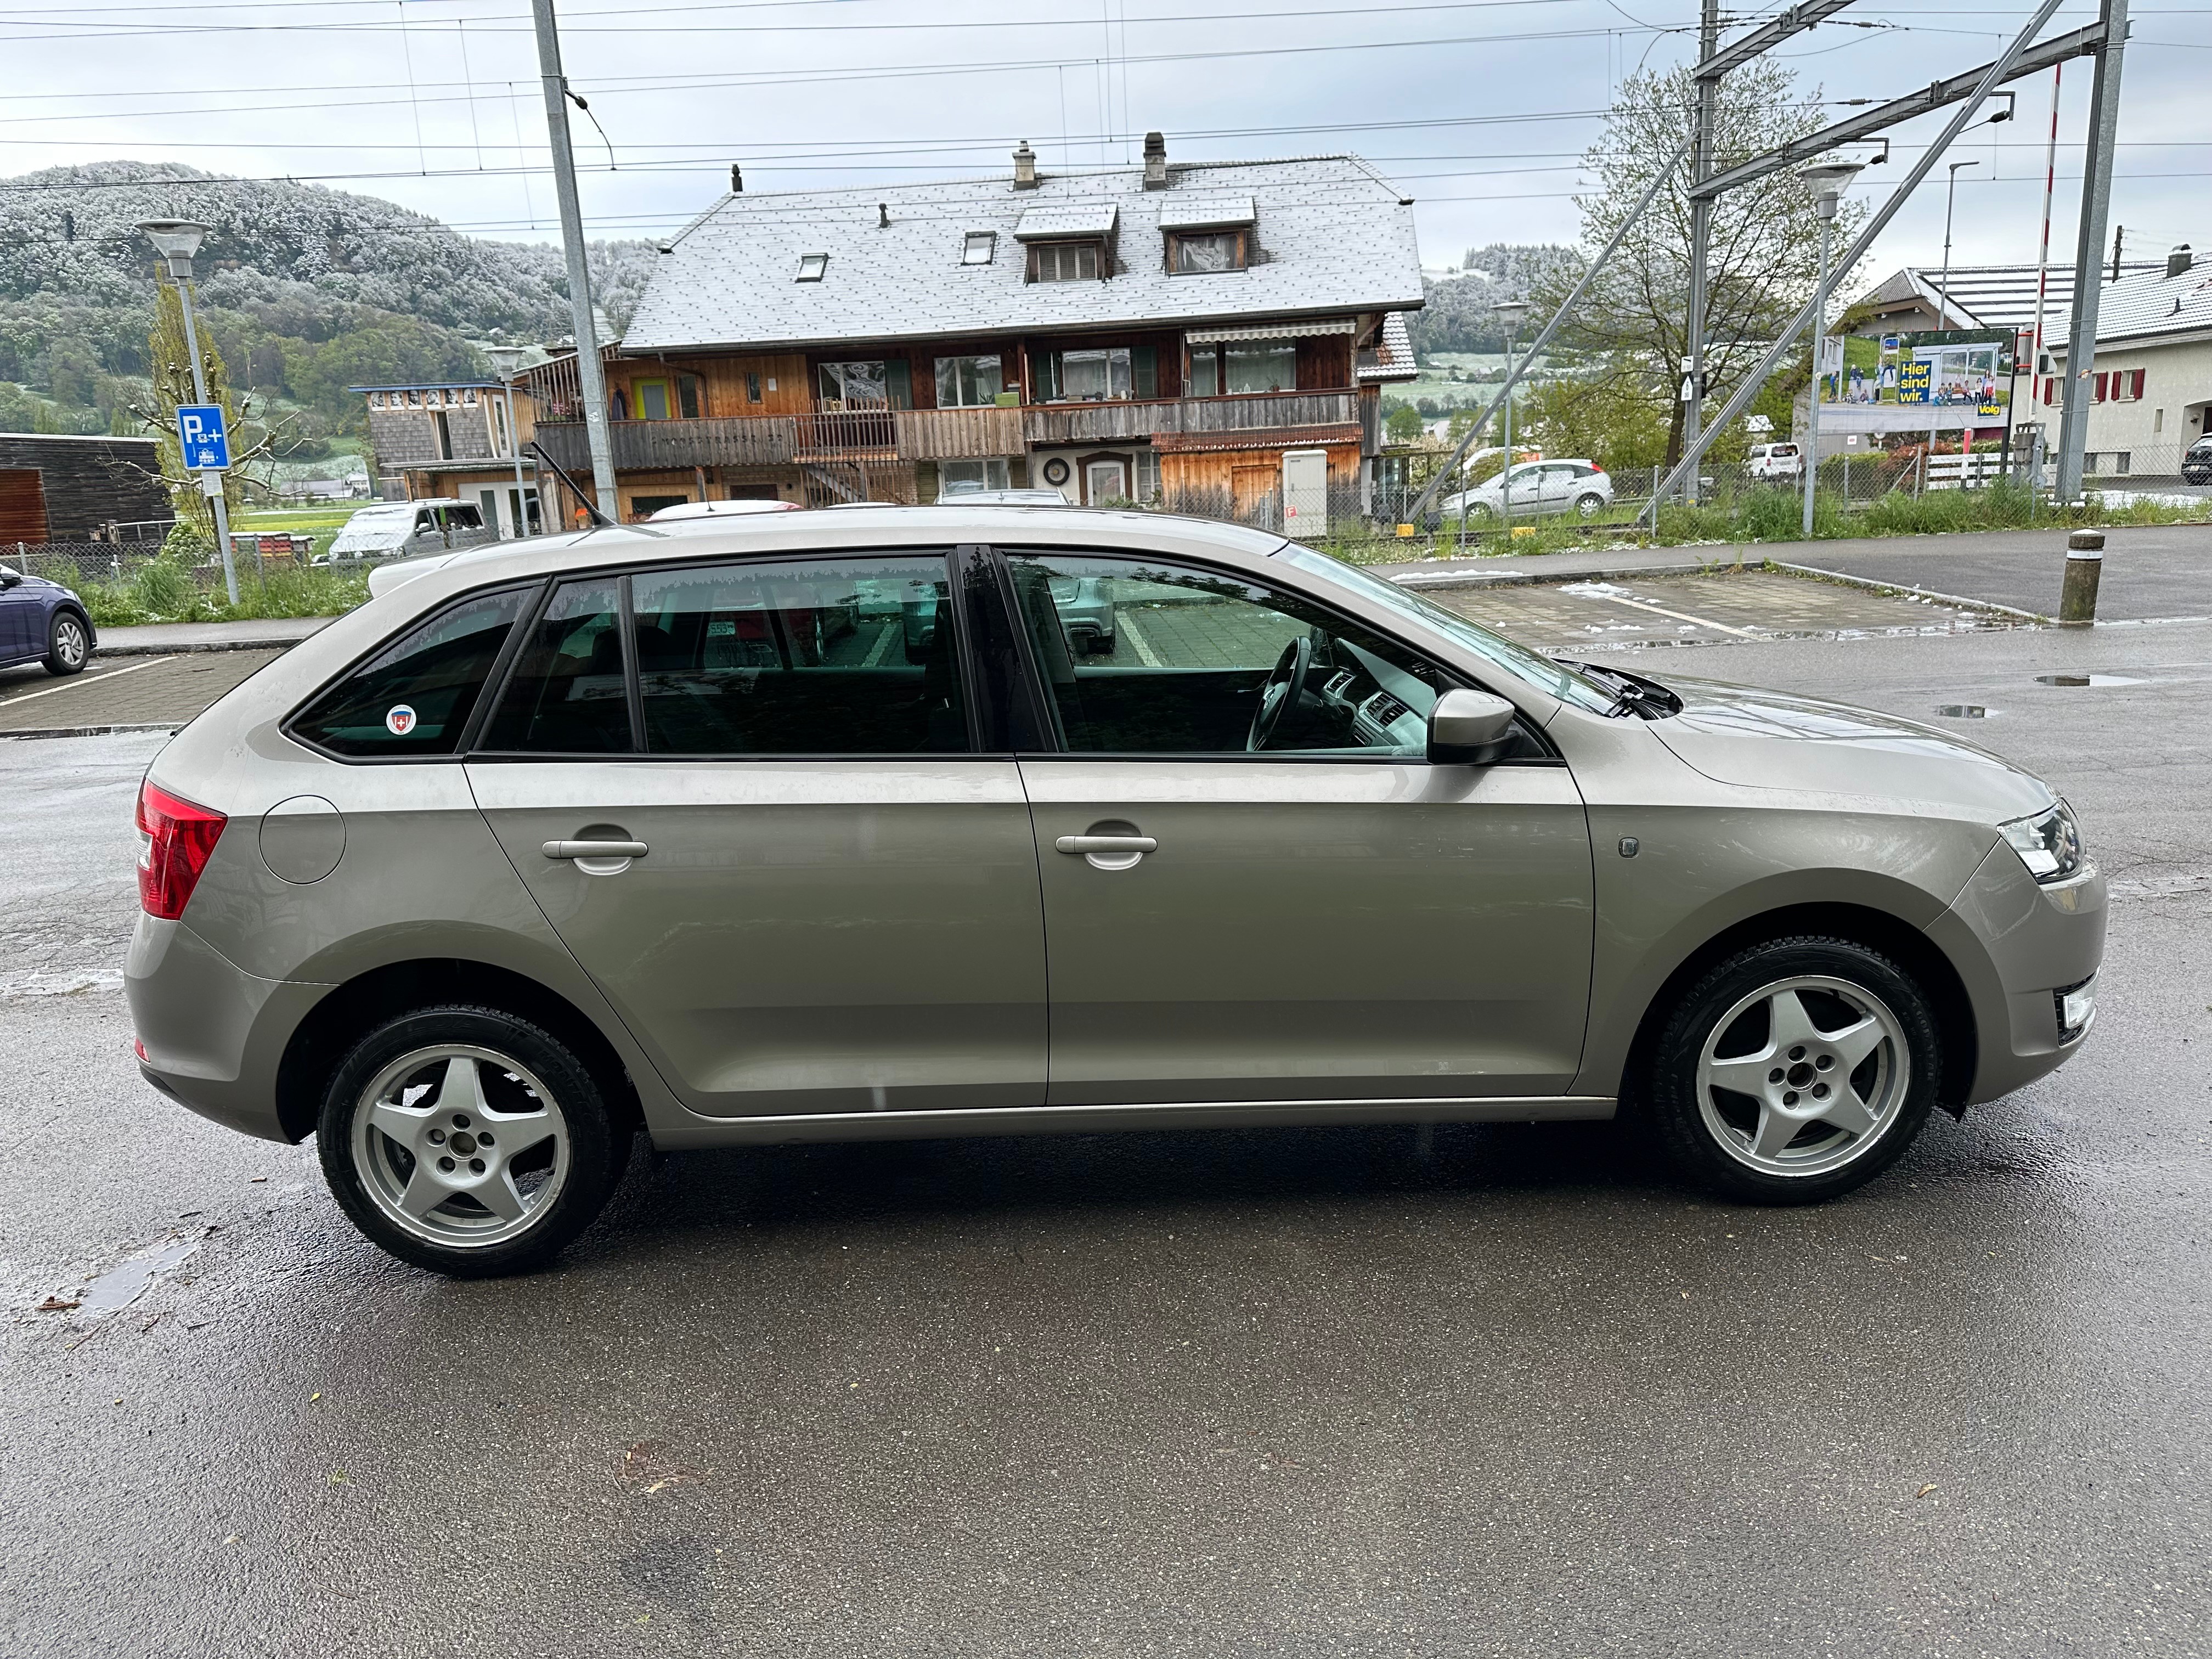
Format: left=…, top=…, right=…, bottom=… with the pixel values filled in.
left=2034, top=673, right=2146, bottom=687
left=1935, top=704, right=1993, bottom=719
left=76, top=1233, right=203, bottom=1317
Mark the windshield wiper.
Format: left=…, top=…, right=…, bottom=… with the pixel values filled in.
left=1554, top=658, right=1677, bottom=720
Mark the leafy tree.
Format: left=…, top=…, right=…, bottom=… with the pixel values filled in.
left=1384, top=403, right=1426, bottom=443
left=1534, top=61, right=1864, bottom=467
left=1519, top=365, right=1671, bottom=469
left=146, top=279, right=243, bottom=537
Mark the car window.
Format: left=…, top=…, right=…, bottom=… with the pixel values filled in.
left=629, top=555, right=968, bottom=755
left=481, top=578, right=632, bottom=753
left=1274, top=544, right=1616, bottom=714
left=289, top=587, right=529, bottom=757
left=1005, top=551, right=1483, bottom=757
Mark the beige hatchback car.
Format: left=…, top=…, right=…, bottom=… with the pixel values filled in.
left=129, top=509, right=2104, bottom=1275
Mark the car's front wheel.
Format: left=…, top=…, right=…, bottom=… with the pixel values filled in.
left=1645, top=937, right=1938, bottom=1204
left=43, top=611, right=89, bottom=676
left=317, top=1006, right=631, bottom=1276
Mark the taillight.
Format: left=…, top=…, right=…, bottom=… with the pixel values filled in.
left=137, top=780, right=226, bottom=921
left=1590, top=465, right=1606, bottom=476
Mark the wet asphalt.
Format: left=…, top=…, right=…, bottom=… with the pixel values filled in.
left=2, top=615, right=2209, bottom=1657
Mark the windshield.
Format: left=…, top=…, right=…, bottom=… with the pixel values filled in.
left=1276, top=545, right=1618, bottom=714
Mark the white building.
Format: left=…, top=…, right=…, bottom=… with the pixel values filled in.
left=2044, top=244, right=2212, bottom=480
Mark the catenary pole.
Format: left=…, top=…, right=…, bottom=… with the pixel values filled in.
left=1644, top=0, right=2070, bottom=523
left=1401, top=126, right=1696, bottom=533
left=1683, top=0, right=1720, bottom=508
left=2029, top=63, right=2062, bottom=506
left=531, top=0, right=619, bottom=526
left=2054, top=0, right=2129, bottom=503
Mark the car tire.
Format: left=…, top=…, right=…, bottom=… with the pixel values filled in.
left=1574, top=493, right=1606, bottom=518
left=317, top=1005, right=631, bottom=1277
left=43, top=610, right=89, bottom=676
left=1644, top=936, right=1939, bottom=1205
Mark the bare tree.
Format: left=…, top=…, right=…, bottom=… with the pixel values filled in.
left=1537, top=62, right=1864, bottom=466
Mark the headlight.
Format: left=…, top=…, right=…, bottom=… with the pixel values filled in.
left=1999, top=799, right=2084, bottom=883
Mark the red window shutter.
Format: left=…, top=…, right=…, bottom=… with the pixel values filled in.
left=2092, top=374, right=2106, bottom=403
left=2042, top=377, right=2057, bottom=405
left=2130, top=369, right=2147, bottom=400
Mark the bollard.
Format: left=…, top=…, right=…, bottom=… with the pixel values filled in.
left=2059, top=528, right=2103, bottom=626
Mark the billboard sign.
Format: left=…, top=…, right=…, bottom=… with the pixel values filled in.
left=1817, top=329, right=2018, bottom=434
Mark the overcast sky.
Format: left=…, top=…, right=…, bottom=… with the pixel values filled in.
left=4, top=1, right=2205, bottom=286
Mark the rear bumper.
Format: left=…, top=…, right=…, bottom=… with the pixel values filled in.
left=1929, top=845, right=2107, bottom=1105
left=126, top=915, right=328, bottom=1143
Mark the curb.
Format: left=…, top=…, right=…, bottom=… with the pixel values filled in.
left=93, top=636, right=315, bottom=658
left=0, top=721, right=183, bottom=742
left=1764, top=560, right=2050, bottom=624
left=1388, top=558, right=1728, bottom=592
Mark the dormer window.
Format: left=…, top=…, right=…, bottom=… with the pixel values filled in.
left=795, top=253, right=828, bottom=282
left=962, top=231, right=997, bottom=266
left=1169, top=230, right=1246, bottom=274
left=1030, top=241, right=1102, bottom=283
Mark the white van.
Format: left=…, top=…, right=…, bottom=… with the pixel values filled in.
left=1746, top=443, right=1804, bottom=481
left=323, top=499, right=494, bottom=562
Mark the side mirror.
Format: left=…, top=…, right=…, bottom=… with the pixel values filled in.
left=0, top=566, right=21, bottom=589
left=1427, top=687, right=1519, bottom=765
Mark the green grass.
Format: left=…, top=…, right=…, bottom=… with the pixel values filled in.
left=1644, top=479, right=2208, bottom=548
left=79, top=557, right=370, bottom=629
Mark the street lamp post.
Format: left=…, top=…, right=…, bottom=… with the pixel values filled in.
left=138, top=219, right=239, bottom=603
left=1798, top=163, right=1863, bottom=538
left=1493, top=301, right=1529, bottom=539
left=1930, top=159, right=1981, bottom=493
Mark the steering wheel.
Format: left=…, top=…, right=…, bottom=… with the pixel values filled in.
left=1247, top=636, right=1314, bottom=752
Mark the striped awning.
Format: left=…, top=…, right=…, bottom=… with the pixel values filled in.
left=1185, top=318, right=1358, bottom=344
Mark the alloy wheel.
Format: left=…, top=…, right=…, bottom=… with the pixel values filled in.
left=349, top=1045, right=571, bottom=1247
left=55, top=617, right=87, bottom=667
left=1694, top=975, right=1910, bottom=1178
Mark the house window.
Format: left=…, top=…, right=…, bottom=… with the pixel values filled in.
left=2155, top=407, right=2165, bottom=433
left=746, top=371, right=763, bottom=404
left=1169, top=230, right=1246, bottom=274
left=2115, top=452, right=2131, bottom=474
left=962, top=232, right=997, bottom=266
left=939, top=459, right=1012, bottom=496
left=934, top=354, right=1005, bottom=408
left=1189, top=341, right=1297, bottom=396
left=2115, top=368, right=2146, bottom=402
left=1039, top=345, right=1158, bottom=403
left=796, top=253, right=828, bottom=282
left=1030, top=241, right=1101, bottom=283
left=817, top=359, right=911, bottom=409
left=634, top=380, right=673, bottom=421
left=431, top=410, right=453, bottom=460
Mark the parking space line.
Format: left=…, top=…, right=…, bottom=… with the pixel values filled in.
left=1118, top=612, right=1163, bottom=667
left=0, top=655, right=174, bottom=709
left=861, top=619, right=898, bottom=667
left=1592, top=592, right=1760, bottom=639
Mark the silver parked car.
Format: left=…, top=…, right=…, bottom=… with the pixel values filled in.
left=1438, top=459, right=1613, bottom=523
left=128, top=509, right=2104, bottom=1276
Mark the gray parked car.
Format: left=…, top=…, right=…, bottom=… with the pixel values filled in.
left=128, top=509, right=2104, bottom=1276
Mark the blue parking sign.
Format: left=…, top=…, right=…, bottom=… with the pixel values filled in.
left=177, top=403, right=230, bottom=470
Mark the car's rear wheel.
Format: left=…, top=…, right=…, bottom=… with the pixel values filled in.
left=317, top=1006, right=630, bottom=1277
left=1574, top=492, right=1606, bottom=518
left=43, top=611, right=89, bottom=676
left=1645, top=937, right=1937, bottom=1204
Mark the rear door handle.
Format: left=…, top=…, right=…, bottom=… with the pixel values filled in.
left=1054, top=835, right=1157, bottom=855
left=543, top=839, right=649, bottom=860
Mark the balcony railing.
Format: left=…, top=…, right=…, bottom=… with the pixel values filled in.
left=532, top=390, right=1361, bottom=475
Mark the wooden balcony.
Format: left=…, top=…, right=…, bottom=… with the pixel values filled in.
left=532, top=391, right=1361, bottom=475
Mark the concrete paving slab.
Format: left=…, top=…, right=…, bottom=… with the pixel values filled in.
left=0, top=649, right=284, bottom=735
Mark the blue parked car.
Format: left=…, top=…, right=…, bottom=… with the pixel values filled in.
left=0, top=562, right=94, bottom=677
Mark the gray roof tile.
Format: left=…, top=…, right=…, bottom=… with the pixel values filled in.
left=623, top=155, right=1424, bottom=354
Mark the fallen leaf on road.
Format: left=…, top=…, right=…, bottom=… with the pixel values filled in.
left=309, top=1392, right=321, bottom=1403
left=620, top=1440, right=699, bottom=1492
left=1916, top=1483, right=1939, bottom=1499
left=35, top=1296, right=80, bottom=1312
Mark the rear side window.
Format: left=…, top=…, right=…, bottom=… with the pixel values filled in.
left=481, top=578, right=631, bottom=753
left=630, top=555, right=967, bottom=754
left=289, top=588, right=527, bottom=757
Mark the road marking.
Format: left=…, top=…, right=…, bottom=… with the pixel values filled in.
left=1589, top=592, right=1760, bottom=638
left=0, top=655, right=175, bottom=710
left=1118, top=612, right=1163, bottom=667
left=861, top=619, right=898, bottom=667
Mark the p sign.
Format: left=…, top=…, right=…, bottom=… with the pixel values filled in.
left=177, top=403, right=230, bottom=470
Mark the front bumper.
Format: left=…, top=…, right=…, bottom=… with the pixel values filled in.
left=1928, top=843, right=2108, bottom=1104
left=126, top=913, right=329, bottom=1143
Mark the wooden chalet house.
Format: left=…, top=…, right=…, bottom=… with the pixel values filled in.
left=525, top=136, right=1423, bottom=531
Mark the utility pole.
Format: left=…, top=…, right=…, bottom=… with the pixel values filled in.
left=531, top=0, right=619, bottom=526
left=2055, top=0, right=2129, bottom=504
left=1683, top=0, right=1720, bottom=509
left=138, top=221, right=239, bottom=604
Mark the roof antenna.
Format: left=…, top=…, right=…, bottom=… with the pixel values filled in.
left=878, top=203, right=889, bottom=229
left=730, top=163, right=743, bottom=194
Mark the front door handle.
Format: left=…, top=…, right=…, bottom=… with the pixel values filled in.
left=1054, top=835, right=1157, bottom=855
left=543, top=839, right=650, bottom=860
